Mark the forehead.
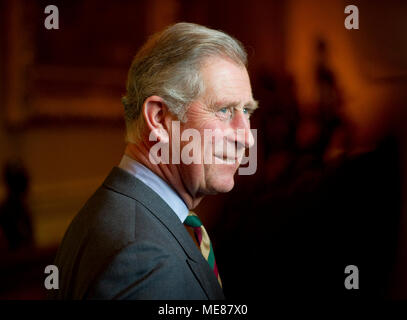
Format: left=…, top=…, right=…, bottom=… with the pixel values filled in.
left=200, top=57, right=253, bottom=103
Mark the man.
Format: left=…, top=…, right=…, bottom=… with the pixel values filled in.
left=51, top=22, right=258, bottom=300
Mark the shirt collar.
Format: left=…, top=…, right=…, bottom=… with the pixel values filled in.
left=118, top=154, right=189, bottom=223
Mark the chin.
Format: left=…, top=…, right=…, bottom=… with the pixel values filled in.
left=209, top=175, right=235, bottom=194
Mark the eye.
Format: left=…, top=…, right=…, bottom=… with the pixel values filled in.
left=216, top=107, right=232, bottom=119
left=243, top=107, right=252, bottom=118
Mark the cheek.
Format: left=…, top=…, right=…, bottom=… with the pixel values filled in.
left=183, top=124, right=227, bottom=153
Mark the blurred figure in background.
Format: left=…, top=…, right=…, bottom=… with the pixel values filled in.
left=0, top=159, right=34, bottom=251
left=313, top=37, right=351, bottom=164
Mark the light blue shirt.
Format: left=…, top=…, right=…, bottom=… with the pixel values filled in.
left=118, top=155, right=189, bottom=223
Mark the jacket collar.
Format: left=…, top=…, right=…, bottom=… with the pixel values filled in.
left=102, top=166, right=202, bottom=263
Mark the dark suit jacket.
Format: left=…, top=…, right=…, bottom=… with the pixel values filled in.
left=50, top=167, right=224, bottom=300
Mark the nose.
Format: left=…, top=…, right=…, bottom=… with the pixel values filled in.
left=230, top=111, right=254, bottom=149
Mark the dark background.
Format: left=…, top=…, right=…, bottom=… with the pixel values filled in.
left=1, top=0, right=407, bottom=300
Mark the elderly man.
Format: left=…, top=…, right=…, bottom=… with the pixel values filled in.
left=51, top=22, right=257, bottom=300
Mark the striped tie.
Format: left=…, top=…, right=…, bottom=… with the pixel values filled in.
left=184, top=212, right=222, bottom=288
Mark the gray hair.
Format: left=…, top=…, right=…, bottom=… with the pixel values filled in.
left=122, top=22, right=248, bottom=142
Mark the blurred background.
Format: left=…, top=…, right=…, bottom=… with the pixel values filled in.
left=0, top=0, right=406, bottom=299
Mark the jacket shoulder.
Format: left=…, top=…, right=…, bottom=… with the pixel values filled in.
left=53, top=184, right=170, bottom=299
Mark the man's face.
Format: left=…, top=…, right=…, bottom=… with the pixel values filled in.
left=178, top=57, right=257, bottom=197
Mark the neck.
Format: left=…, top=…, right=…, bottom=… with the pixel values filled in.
left=124, top=141, right=204, bottom=210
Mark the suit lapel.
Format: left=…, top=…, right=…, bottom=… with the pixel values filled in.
left=186, top=258, right=225, bottom=299
left=102, top=167, right=224, bottom=299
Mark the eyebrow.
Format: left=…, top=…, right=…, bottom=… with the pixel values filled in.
left=245, top=100, right=259, bottom=110
left=211, top=99, right=259, bottom=111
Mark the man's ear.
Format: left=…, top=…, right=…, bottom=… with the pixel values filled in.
left=143, top=95, right=170, bottom=143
